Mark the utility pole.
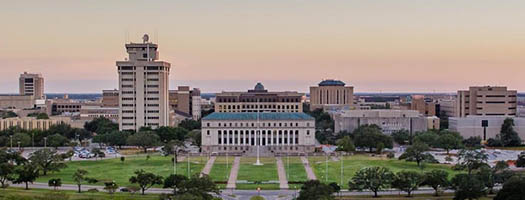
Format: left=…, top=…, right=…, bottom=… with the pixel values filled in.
left=340, top=152, right=343, bottom=186
left=44, top=137, right=47, bottom=149
left=325, top=153, right=328, bottom=183
left=187, top=153, right=190, bottom=177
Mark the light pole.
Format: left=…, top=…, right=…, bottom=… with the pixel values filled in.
left=340, top=152, right=343, bottom=187
left=32, top=131, right=34, bottom=149
left=44, top=137, right=47, bottom=149
left=287, top=152, right=290, bottom=180
left=325, top=153, right=328, bottom=183
left=187, top=153, right=190, bottom=177
left=226, top=152, right=229, bottom=180
left=10, top=135, right=13, bottom=150
left=174, top=152, right=177, bottom=175
left=17, top=141, right=21, bottom=151
left=254, top=99, right=262, bottom=166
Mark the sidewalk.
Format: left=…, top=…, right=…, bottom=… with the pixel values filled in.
left=226, top=157, right=241, bottom=189
left=301, top=156, right=317, bottom=180
left=200, top=156, right=216, bottom=177
left=276, top=157, right=289, bottom=189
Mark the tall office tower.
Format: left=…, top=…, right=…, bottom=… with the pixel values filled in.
left=116, top=34, right=171, bottom=131
left=456, top=86, right=517, bottom=117
left=19, top=72, right=45, bottom=99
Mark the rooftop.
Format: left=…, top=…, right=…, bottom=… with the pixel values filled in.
left=319, top=79, right=346, bottom=86
left=202, top=112, right=314, bottom=121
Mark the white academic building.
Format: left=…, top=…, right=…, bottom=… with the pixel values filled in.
left=201, top=112, right=316, bottom=156
left=449, top=116, right=525, bottom=142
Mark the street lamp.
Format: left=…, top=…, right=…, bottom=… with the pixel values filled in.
left=44, top=137, right=47, bottom=149
left=17, top=141, right=21, bottom=151
left=10, top=135, right=13, bottom=150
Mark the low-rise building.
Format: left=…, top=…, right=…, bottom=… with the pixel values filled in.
left=79, top=105, right=119, bottom=122
left=457, top=86, right=517, bottom=117
left=169, top=86, right=202, bottom=120
left=333, top=109, right=434, bottom=134
left=0, top=95, right=35, bottom=109
left=215, top=83, right=303, bottom=113
left=449, top=116, right=525, bottom=142
left=0, top=117, right=71, bottom=131
left=201, top=112, right=316, bottom=155
left=102, top=89, right=119, bottom=107
left=309, top=79, right=354, bottom=111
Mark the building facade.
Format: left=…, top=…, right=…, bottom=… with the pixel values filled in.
left=201, top=112, right=316, bottom=155
left=19, top=72, right=45, bottom=99
left=449, top=116, right=525, bottom=142
left=116, top=34, right=171, bottom=131
left=169, top=86, right=202, bottom=120
left=409, top=95, right=436, bottom=116
left=0, top=117, right=71, bottom=131
left=215, top=83, right=303, bottom=113
left=79, top=105, right=119, bottom=122
left=102, top=89, right=119, bottom=107
left=333, top=110, right=434, bottom=134
left=457, top=86, right=517, bottom=117
left=0, top=95, right=35, bottom=109
left=309, top=79, right=354, bottom=110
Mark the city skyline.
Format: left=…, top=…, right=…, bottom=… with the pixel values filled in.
left=1, top=0, right=525, bottom=93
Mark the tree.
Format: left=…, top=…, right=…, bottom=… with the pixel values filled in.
left=0, top=149, right=25, bottom=188
left=435, top=131, right=463, bottom=154
left=398, top=141, right=436, bottom=167
left=297, top=180, right=334, bottom=200
left=463, top=136, right=482, bottom=149
left=12, top=132, right=31, bottom=147
left=29, top=149, right=67, bottom=175
left=336, top=136, right=355, bottom=153
left=84, top=117, right=118, bottom=135
left=392, top=171, right=424, bottom=197
left=413, top=131, right=438, bottom=147
left=177, top=174, right=220, bottom=200
left=73, top=169, right=97, bottom=193
left=103, top=181, right=118, bottom=194
left=494, top=176, right=525, bottom=200
left=1, top=111, right=17, bottom=119
left=353, top=125, right=393, bottom=152
left=423, top=169, right=449, bottom=196
left=517, top=152, right=525, bottom=168
left=163, top=174, right=188, bottom=195
left=454, top=149, right=488, bottom=175
left=129, top=169, right=163, bottom=195
left=349, top=166, right=394, bottom=197
left=477, top=161, right=513, bottom=194
left=13, top=162, right=40, bottom=190
left=155, top=126, right=188, bottom=143
left=48, top=178, right=62, bottom=190
left=47, top=134, right=69, bottom=149
left=188, top=130, right=202, bottom=149
left=498, top=118, right=522, bottom=147
left=392, top=130, right=411, bottom=145
left=120, top=157, right=125, bottom=163
left=126, top=131, right=160, bottom=153
left=163, top=140, right=185, bottom=164
left=328, top=182, right=341, bottom=195
left=179, top=119, right=201, bottom=131
left=451, top=174, right=486, bottom=200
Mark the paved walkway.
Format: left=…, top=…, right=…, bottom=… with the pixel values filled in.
left=200, top=156, right=216, bottom=177
left=301, top=156, right=317, bottom=180
left=276, top=157, right=289, bottom=189
left=226, top=157, right=241, bottom=189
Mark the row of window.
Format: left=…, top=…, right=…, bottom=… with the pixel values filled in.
left=217, top=98, right=301, bottom=103
left=218, top=104, right=299, bottom=110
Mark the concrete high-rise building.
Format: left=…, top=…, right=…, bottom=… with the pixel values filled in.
left=456, top=86, right=517, bottom=117
left=19, top=72, right=45, bottom=99
left=116, top=34, right=171, bottom=131
left=309, top=79, right=354, bottom=110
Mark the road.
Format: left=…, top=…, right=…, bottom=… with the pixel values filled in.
left=10, top=181, right=495, bottom=200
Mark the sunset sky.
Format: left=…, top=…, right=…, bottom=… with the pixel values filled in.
left=1, top=0, right=525, bottom=93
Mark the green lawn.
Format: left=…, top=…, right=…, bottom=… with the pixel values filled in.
left=283, top=157, right=308, bottom=183
left=237, top=157, right=279, bottom=182
left=208, top=156, right=234, bottom=182
left=309, top=155, right=460, bottom=188
left=337, top=193, right=494, bottom=200
left=36, top=155, right=205, bottom=186
left=0, top=187, right=160, bottom=200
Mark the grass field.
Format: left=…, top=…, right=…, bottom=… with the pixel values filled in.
left=282, top=157, right=308, bottom=183
left=309, top=155, right=460, bottom=188
left=337, top=193, right=494, bottom=200
left=36, top=154, right=205, bottom=186
left=0, top=187, right=160, bottom=200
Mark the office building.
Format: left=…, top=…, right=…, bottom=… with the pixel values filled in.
left=457, top=86, right=517, bottom=117
left=19, top=72, right=45, bottom=99
left=309, top=79, right=354, bottom=110
left=0, top=95, right=35, bottom=109
left=116, top=34, right=171, bottom=131
left=215, top=83, right=303, bottom=113
left=333, top=110, right=435, bottom=134
left=449, top=116, right=525, bottom=142
left=79, top=105, right=119, bottom=122
left=438, top=99, right=457, bottom=117
left=409, top=95, right=436, bottom=116
left=201, top=112, right=316, bottom=155
left=0, top=117, right=71, bottom=131
left=169, top=86, right=202, bottom=120
left=102, top=89, right=119, bottom=107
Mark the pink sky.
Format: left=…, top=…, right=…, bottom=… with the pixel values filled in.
left=1, top=0, right=524, bottom=93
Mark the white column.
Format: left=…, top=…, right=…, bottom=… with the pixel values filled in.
left=269, top=130, right=273, bottom=146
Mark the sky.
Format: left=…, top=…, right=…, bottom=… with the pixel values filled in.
left=1, top=0, right=525, bottom=93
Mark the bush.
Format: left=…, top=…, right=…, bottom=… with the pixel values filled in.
left=250, top=196, right=265, bottom=200
left=486, top=138, right=502, bottom=147
left=387, top=152, right=395, bottom=159
left=517, top=152, right=525, bottom=168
